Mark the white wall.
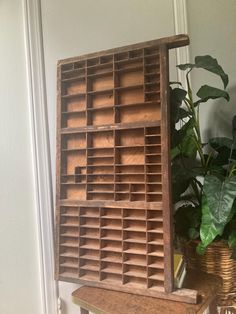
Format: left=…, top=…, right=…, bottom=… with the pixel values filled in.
left=41, top=1, right=177, bottom=313
left=0, top=1, right=43, bottom=314
left=187, top=0, right=236, bottom=140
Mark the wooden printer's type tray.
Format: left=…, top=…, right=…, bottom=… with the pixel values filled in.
left=55, top=35, right=197, bottom=303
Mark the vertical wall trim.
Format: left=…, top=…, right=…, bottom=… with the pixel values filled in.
left=22, top=1, right=58, bottom=313
left=172, top=0, right=190, bottom=85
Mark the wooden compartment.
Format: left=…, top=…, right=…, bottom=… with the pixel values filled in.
left=56, top=35, right=196, bottom=303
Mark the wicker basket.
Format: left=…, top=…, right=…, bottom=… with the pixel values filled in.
left=183, top=240, right=236, bottom=307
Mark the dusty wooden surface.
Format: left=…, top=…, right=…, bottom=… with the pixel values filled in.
left=72, top=270, right=221, bottom=314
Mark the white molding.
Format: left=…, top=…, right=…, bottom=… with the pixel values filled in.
left=172, top=0, right=190, bottom=86
left=22, top=1, right=58, bottom=314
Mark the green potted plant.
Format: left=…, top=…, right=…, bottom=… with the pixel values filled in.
left=171, top=55, right=236, bottom=306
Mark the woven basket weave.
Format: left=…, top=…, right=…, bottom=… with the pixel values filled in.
left=183, top=240, right=236, bottom=307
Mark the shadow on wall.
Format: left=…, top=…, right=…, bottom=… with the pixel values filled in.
left=203, top=85, right=236, bottom=140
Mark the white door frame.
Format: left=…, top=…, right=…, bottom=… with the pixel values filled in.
left=21, top=0, right=189, bottom=313
left=22, top=0, right=58, bottom=313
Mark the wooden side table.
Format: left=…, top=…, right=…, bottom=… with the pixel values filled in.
left=72, top=270, right=221, bottom=314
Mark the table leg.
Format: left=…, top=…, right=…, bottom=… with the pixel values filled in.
left=209, top=297, right=218, bottom=314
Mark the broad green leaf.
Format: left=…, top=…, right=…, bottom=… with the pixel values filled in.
left=209, top=137, right=234, bottom=150
left=194, top=55, right=229, bottom=89
left=198, top=175, right=236, bottom=252
left=177, top=55, right=229, bottom=88
left=195, top=85, right=230, bottom=105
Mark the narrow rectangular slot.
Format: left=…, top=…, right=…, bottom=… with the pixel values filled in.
left=124, top=253, right=146, bottom=266
left=87, top=192, right=114, bottom=201
left=145, top=136, right=161, bottom=145
left=124, top=265, right=146, bottom=278
left=101, top=240, right=122, bottom=252
left=124, top=230, right=146, bottom=244
left=124, top=276, right=146, bottom=287
left=80, top=207, right=99, bottom=218
left=80, top=217, right=99, bottom=228
left=148, top=269, right=164, bottom=281
left=147, top=194, right=162, bottom=202
left=61, top=206, right=78, bottom=217
left=90, top=108, right=114, bottom=126
left=148, top=256, right=164, bottom=269
left=115, top=183, right=129, bottom=192
left=115, top=52, right=129, bottom=61
left=124, top=242, right=146, bottom=255
left=129, top=49, right=143, bottom=58
left=88, top=147, right=114, bottom=157
left=80, top=249, right=100, bottom=260
left=60, top=267, right=78, bottom=278
left=118, top=69, right=143, bottom=87
left=124, top=208, right=145, bottom=220
left=148, top=221, right=163, bottom=233
left=60, top=215, right=79, bottom=227
left=101, top=251, right=122, bottom=263
left=101, top=262, right=122, bottom=274
left=148, top=279, right=164, bottom=289
left=87, top=57, right=100, bottom=67
left=60, top=247, right=78, bottom=258
left=124, top=220, right=146, bottom=232
left=87, top=184, right=114, bottom=192
left=101, top=229, right=122, bottom=241
left=116, top=174, right=145, bottom=183
left=80, top=269, right=99, bottom=281
left=115, top=193, right=129, bottom=201
left=148, top=244, right=164, bottom=257
left=116, top=60, right=143, bottom=70
left=145, top=126, right=161, bottom=135
left=120, top=103, right=160, bottom=123
left=61, top=63, right=73, bottom=72
left=130, top=184, right=145, bottom=193
left=101, top=207, right=122, bottom=219
left=146, top=155, right=161, bottom=164
left=145, top=73, right=160, bottom=83
left=130, top=193, right=145, bottom=202
left=118, top=87, right=144, bottom=105
left=88, top=156, right=113, bottom=165
left=146, top=165, right=162, bottom=174
left=87, top=63, right=113, bottom=75
left=145, top=64, right=159, bottom=74
left=146, top=174, right=162, bottom=183
left=147, top=210, right=163, bottom=221
left=116, top=165, right=144, bottom=173
left=61, top=68, right=85, bottom=80
left=148, top=232, right=164, bottom=245
left=145, top=82, right=160, bottom=92
left=100, top=55, right=113, bottom=64
left=146, top=184, right=162, bottom=193
left=101, top=219, right=122, bottom=230
left=60, top=237, right=79, bottom=248
left=89, top=92, right=114, bottom=108
left=91, top=131, right=114, bottom=148
left=101, top=272, right=122, bottom=283
left=74, top=61, right=86, bottom=69
left=80, top=238, right=100, bottom=250
left=145, top=55, right=159, bottom=65
left=145, top=145, right=161, bottom=154
left=80, top=259, right=99, bottom=272
left=60, top=257, right=78, bottom=269
left=80, top=228, right=99, bottom=239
